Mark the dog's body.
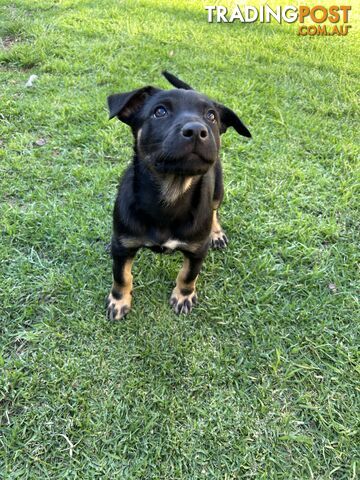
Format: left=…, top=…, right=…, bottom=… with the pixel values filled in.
left=106, top=72, right=251, bottom=320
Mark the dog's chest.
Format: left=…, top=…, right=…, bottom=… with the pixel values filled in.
left=120, top=231, right=187, bottom=253
left=145, top=237, right=187, bottom=253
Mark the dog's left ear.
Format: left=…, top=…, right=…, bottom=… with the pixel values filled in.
left=216, top=103, right=251, bottom=138
left=107, top=86, right=160, bottom=125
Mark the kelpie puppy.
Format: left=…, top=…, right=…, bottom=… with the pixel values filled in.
left=106, top=71, right=251, bottom=320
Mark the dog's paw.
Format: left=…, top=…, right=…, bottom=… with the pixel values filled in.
left=210, top=230, right=228, bottom=249
left=170, top=287, right=197, bottom=314
left=105, top=291, right=131, bottom=321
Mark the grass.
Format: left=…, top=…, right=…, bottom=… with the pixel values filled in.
left=0, top=0, right=359, bottom=478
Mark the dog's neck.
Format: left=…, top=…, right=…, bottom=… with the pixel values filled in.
left=158, top=174, right=197, bottom=206
left=133, top=152, right=206, bottom=215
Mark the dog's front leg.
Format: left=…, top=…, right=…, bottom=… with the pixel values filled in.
left=170, top=252, right=205, bottom=314
left=106, top=245, right=137, bottom=321
left=210, top=160, right=228, bottom=249
left=210, top=208, right=228, bottom=249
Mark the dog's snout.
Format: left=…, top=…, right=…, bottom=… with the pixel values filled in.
left=181, top=122, right=208, bottom=140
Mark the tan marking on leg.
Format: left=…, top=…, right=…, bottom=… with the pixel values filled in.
left=212, top=200, right=220, bottom=210
left=170, top=258, right=198, bottom=314
left=177, top=258, right=197, bottom=291
left=106, top=258, right=134, bottom=320
left=212, top=209, right=222, bottom=234
left=210, top=209, right=228, bottom=249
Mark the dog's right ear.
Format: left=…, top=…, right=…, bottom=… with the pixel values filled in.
left=107, top=86, right=160, bottom=125
left=162, top=71, right=193, bottom=90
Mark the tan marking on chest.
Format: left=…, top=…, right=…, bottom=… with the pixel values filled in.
left=160, top=175, right=193, bottom=205
left=162, top=239, right=187, bottom=250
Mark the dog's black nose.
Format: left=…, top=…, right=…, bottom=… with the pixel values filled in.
left=181, top=122, right=208, bottom=140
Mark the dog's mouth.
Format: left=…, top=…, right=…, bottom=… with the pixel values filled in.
left=140, top=124, right=219, bottom=176
left=152, top=151, right=214, bottom=176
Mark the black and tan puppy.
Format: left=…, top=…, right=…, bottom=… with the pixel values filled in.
left=106, top=71, right=251, bottom=320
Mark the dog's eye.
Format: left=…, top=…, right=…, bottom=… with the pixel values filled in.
left=154, top=106, right=167, bottom=118
left=206, top=110, right=216, bottom=123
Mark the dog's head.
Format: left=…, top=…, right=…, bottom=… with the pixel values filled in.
left=108, top=71, right=251, bottom=176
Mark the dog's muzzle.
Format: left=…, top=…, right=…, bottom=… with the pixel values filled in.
left=181, top=122, right=209, bottom=141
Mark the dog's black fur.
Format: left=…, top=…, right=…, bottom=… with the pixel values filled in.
left=105, top=71, right=251, bottom=320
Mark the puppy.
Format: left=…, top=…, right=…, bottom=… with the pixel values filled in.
left=106, top=71, right=251, bottom=320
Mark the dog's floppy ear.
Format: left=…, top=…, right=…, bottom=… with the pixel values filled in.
left=107, top=86, right=160, bottom=124
left=216, top=103, right=251, bottom=138
left=162, top=71, right=193, bottom=90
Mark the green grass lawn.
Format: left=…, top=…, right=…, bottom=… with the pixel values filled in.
left=0, top=0, right=359, bottom=478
